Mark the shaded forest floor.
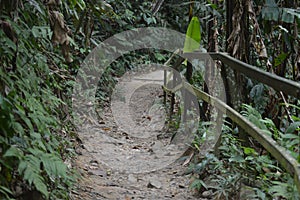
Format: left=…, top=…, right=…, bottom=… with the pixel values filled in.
left=72, top=69, right=204, bottom=199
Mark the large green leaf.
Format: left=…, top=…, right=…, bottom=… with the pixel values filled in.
left=69, top=0, right=86, bottom=10
left=41, top=153, right=67, bottom=178
left=282, top=8, right=294, bottom=24
left=261, top=0, right=279, bottom=21
left=286, top=121, right=300, bottom=134
left=274, top=53, right=288, bottom=67
left=19, top=154, right=49, bottom=198
left=3, top=146, right=24, bottom=158
left=28, top=0, right=45, bottom=16
left=0, top=186, right=13, bottom=199
left=183, top=16, right=201, bottom=53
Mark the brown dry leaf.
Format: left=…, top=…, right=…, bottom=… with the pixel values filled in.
left=46, top=0, right=61, bottom=6
left=262, top=167, right=271, bottom=173
left=88, top=169, right=106, bottom=177
left=182, top=151, right=194, bottom=167
left=49, top=11, right=69, bottom=45
left=258, top=40, right=268, bottom=58
left=0, top=20, right=18, bottom=43
left=227, top=0, right=249, bottom=59
left=61, top=42, right=73, bottom=63
left=248, top=1, right=268, bottom=59
left=88, top=164, right=98, bottom=170
left=124, top=196, right=131, bottom=200
left=132, top=145, right=142, bottom=149
left=102, top=127, right=111, bottom=131
left=49, top=10, right=73, bottom=63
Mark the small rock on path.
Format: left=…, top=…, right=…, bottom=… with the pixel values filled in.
left=72, top=69, right=203, bottom=199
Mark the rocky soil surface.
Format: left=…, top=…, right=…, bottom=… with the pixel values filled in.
left=72, top=69, right=204, bottom=200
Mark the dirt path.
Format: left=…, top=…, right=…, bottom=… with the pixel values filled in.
left=73, top=69, right=202, bottom=199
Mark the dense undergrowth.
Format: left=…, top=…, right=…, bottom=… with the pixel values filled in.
left=0, top=0, right=299, bottom=199
left=188, top=103, right=300, bottom=199
left=0, top=1, right=170, bottom=199
left=0, top=1, right=78, bottom=199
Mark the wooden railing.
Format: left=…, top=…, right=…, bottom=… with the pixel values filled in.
left=185, top=52, right=300, bottom=99
left=163, top=51, right=300, bottom=192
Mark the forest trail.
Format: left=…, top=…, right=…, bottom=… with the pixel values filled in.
left=72, top=68, right=202, bottom=199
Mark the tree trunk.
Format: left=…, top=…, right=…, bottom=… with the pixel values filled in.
left=226, top=0, right=251, bottom=146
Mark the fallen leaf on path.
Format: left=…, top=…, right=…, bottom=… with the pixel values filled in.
left=88, top=169, right=106, bottom=177
left=125, top=196, right=131, bottom=200
left=182, top=151, right=194, bottom=167
left=132, top=145, right=142, bottom=149
left=88, top=165, right=98, bottom=170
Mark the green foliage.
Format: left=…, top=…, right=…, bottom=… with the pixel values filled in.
left=0, top=1, right=77, bottom=199
left=249, top=83, right=269, bottom=114
left=3, top=146, right=71, bottom=199
left=269, top=177, right=300, bottom=200
left=261, top=0, right=280, bottom=22
left=1, top=0, right=298, bottom=199
left=241, top=104, right=300, bottom=161
left=280, top=120, right=300, bottom=162
left=241, top=104, right=275, bottom=136
left=190, top=104, right=299, bottom=199
left=183, top=16, right=201, bottom=53
left=274, top=53, right=288, bottom=67
left=190, top=178, right=207, bottom=191
left=262, top=0, right=300, bottom=23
